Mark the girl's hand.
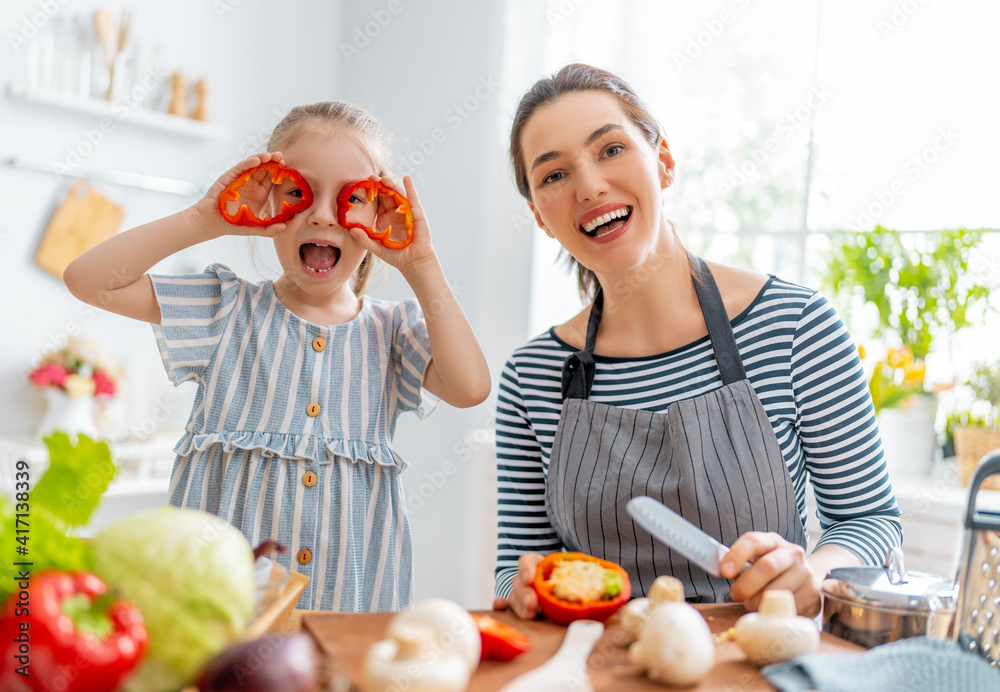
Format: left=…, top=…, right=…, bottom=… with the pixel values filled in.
left=722, top=532, right=822, bottom=617
left=195, top=152, right=291, bottom=238
left=491, top=553, right=544, bottom=620
left=344, top=174, right=436, bottom=277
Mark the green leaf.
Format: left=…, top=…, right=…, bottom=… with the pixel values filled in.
left=0, top=433, right=113, bottom=604
left=31, top=433, right=115, bottom=527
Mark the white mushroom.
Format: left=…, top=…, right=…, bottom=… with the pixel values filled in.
left=733, top=589, right=820, bottom=666
left=620, top=597, right=652, bottom=644
left=361, top=622, right=471, bottom=692
left=387, top=598, right=481, bottom=671
left=620, top=576, right=686, bottom=644
left=628, top=601, right=715, bottom=687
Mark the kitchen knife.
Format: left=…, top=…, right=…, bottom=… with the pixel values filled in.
left=626, top=495, right=746, bottom=578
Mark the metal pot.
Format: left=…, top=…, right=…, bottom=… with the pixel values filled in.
left=821, top=547, right=955, bottom=649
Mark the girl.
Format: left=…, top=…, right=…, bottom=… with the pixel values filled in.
left=64, top=101, right=491, bottom=611
left=493, top=65, right=902, bottom=618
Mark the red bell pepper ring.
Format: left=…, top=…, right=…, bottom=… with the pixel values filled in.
left=0, top=570, right=148, bottom=692
left=531, top=551, right=632, bottom=625
left=218, top=161, right=314, bottom=227
left=472, top=614, right=532, bottom=661
left=336, top=179, right=415, bottom=249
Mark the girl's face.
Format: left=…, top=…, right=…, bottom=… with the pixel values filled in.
left=270, top=126, right=377, bottom=301
left=520, top=91, right=675, bottom=279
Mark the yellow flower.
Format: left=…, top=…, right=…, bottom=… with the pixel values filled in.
left=64, top=373, right=96, bottom=398
left=886, top=347, right=912, bottom=369
left=858, top=344, right=867, bottom=360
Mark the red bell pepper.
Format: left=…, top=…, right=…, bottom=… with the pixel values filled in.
left=531, top=552, right=632, bottom=625
left=218, top=161, right=314, bottom=227
left=0, top=570, right=148, bottom=692
left=336, top=179, right=415, bottom=249
left=472, top=614, right=532, bottom=661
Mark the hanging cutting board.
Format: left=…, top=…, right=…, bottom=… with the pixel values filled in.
left=36, top=180, right=124, bottom=279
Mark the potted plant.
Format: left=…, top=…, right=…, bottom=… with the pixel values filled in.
left=821, top=227, right=992, bottom=475
left=954, top=361, right=1000, bottom=489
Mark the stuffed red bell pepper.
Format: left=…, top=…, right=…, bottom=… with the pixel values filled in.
left=531, top=552, right=631, bottom=625
left=0, top=570, right=148, bottom=692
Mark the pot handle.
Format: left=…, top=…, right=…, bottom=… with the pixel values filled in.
left=964, top=450, right=1000, bottom=530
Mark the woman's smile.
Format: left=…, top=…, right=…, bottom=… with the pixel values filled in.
left=578, top=203, right=633, bottom=242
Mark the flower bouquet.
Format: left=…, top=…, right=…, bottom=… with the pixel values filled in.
left=28, top=337, right=122, bottom=439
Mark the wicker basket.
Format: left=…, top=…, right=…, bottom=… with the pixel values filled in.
left=955, top=425, right=1000, bottom=490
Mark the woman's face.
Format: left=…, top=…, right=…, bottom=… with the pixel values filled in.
left=270, top=127, right=376, bottom=301
left=520, top=91, right=674, bottom=278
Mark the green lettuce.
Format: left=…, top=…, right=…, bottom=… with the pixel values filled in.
left=91, top=506, right=257, bottom=692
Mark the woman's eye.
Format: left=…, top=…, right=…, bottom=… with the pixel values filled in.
left=541, top=171, right=564, bottom=185
left=604, top=144, right=624, bottom=158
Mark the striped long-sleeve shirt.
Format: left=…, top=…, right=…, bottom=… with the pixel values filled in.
left=150, top=264, right=434, bottom=611
left=494, top=276, right=902, bottom=598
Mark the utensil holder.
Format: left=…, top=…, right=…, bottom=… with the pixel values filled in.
left=953, top=449, right=1000, bottom=667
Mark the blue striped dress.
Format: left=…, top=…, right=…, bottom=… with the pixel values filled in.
left=150, top=264, right=433, bottom=611
left=494, top=276, right=903, bottom=598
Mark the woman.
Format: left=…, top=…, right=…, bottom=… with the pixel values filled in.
left=492, top=64, right=901, bottom=617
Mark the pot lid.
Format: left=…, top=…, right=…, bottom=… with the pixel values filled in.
left=822, top=547, right=956, bottom=611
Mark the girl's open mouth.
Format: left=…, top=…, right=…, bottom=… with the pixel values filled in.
left=580, top=206, right=632, bottom=238
left=299, top=242, right=341, bottom=274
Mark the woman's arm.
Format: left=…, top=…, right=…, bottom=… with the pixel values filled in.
left=491, top=358, right=564, bottom=619
left=724, top=291, right=901, bottom=615
left=63, top=153, right=288, bottom=324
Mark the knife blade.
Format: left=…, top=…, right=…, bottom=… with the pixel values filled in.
left=626, top=495, right=742, bottom=578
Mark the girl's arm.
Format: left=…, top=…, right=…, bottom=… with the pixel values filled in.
left=348, top=175, right=491, bottom=408
left=64, top=153, right=288, bottom=324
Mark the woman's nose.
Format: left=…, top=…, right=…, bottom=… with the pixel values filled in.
left=575, top=162, right=609, bottom=202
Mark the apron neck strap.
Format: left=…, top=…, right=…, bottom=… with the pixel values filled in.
left=560, top=254, right=746, bottom=400
left=689, top=254, right=747, bottom=385
left=561, top=288, right=603, bottom=400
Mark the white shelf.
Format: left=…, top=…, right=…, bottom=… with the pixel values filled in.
left=6, top=83, right=229, bottom=140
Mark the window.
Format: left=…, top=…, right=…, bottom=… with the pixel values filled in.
left=502, top=0, right=999, bottom=374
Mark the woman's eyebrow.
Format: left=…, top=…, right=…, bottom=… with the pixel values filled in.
left=529, top=123, right=625, bottom=174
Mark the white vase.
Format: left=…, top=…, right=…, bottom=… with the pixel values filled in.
left=877, top=395, right=937, bottom=479
left=37, top=388, right=98, bottom=440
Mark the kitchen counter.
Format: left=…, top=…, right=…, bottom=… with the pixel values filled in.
left=295, top=605, right=863, bottom=691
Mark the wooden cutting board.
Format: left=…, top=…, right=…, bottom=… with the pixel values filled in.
left=303, top=604, right=864, bottom=691
left=36, top=180, right=124, bottom=279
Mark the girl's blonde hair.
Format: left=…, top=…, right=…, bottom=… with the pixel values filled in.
left=267, top=101, right=392, bottom=295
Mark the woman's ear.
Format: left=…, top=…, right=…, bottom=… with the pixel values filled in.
left=528, top=201, right=554, bottom=238
left=657, top=138, right=675, bottom=190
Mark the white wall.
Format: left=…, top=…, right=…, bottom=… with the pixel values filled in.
left=0, top=1, right=536, bottom=608
left=334, top=0, right=535, bottom=607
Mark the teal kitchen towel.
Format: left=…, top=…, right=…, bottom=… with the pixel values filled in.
left=763, top=636, right=1000, bottom=692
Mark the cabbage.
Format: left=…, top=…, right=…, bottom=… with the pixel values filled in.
left=91, top=506, right=256, bottom=692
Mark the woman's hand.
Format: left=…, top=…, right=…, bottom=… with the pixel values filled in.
left=196, top=152, right=291, bottom=239
left=721, top=532, right=822, bottom=617
left=491, top=553, right=544, bottom=621
left=344, top=174, right=437, bottom=277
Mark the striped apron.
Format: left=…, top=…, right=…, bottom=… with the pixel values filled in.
left=545, top=255, right=806, bottom=601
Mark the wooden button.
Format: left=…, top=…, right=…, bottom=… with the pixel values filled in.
left=312, top=337, right=326, bottom=352
left=296, top=548, right=312, bottom=565
left=302, top=471, right=317, bottom=487
left=306, top=402, right=321, bottom=417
